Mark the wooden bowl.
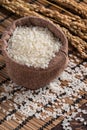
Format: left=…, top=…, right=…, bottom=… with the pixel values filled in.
left=2, top=16, right=68, bottom=90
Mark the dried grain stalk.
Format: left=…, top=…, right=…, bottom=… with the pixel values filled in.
left=62, top=27, right=87, bottom=59
left=35, top=6, right=87, bottom=41
left=48, top=0, right=87, bottom=19
left=29, top=0, right=87, bottom=22
left=1, top=0, right=87, bottom=41
left=0, top=0, right=40, bottom=17
left=0, top=0, right=87, bottom=58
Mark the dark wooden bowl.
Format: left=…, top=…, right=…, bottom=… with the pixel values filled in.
left=2, top=16, right=68, bottom=90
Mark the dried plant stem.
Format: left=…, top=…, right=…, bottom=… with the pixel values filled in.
left=48, top=0, right=87, bottom=19
left=0, top=0, right=87, bottom=58
left=62, top=27, right=87, bottom=59
left=1, top=0, right=87, bottom=41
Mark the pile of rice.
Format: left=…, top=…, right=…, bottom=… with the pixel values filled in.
left=7, top=26, right=61, bottom=69
left=0, top=56, right=87, bottom=130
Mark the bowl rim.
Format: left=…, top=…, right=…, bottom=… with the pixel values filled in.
left=2, top=16, right=68, bottom=71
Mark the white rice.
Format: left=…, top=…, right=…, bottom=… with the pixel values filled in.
left=7, top=26, right=61, bottom=69
left=0, top=56, right=87, bottom=130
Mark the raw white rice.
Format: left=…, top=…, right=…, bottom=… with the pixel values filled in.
left=7, top=26, right=61, bottom=69
left=0, top=55, right=87, bottom=130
